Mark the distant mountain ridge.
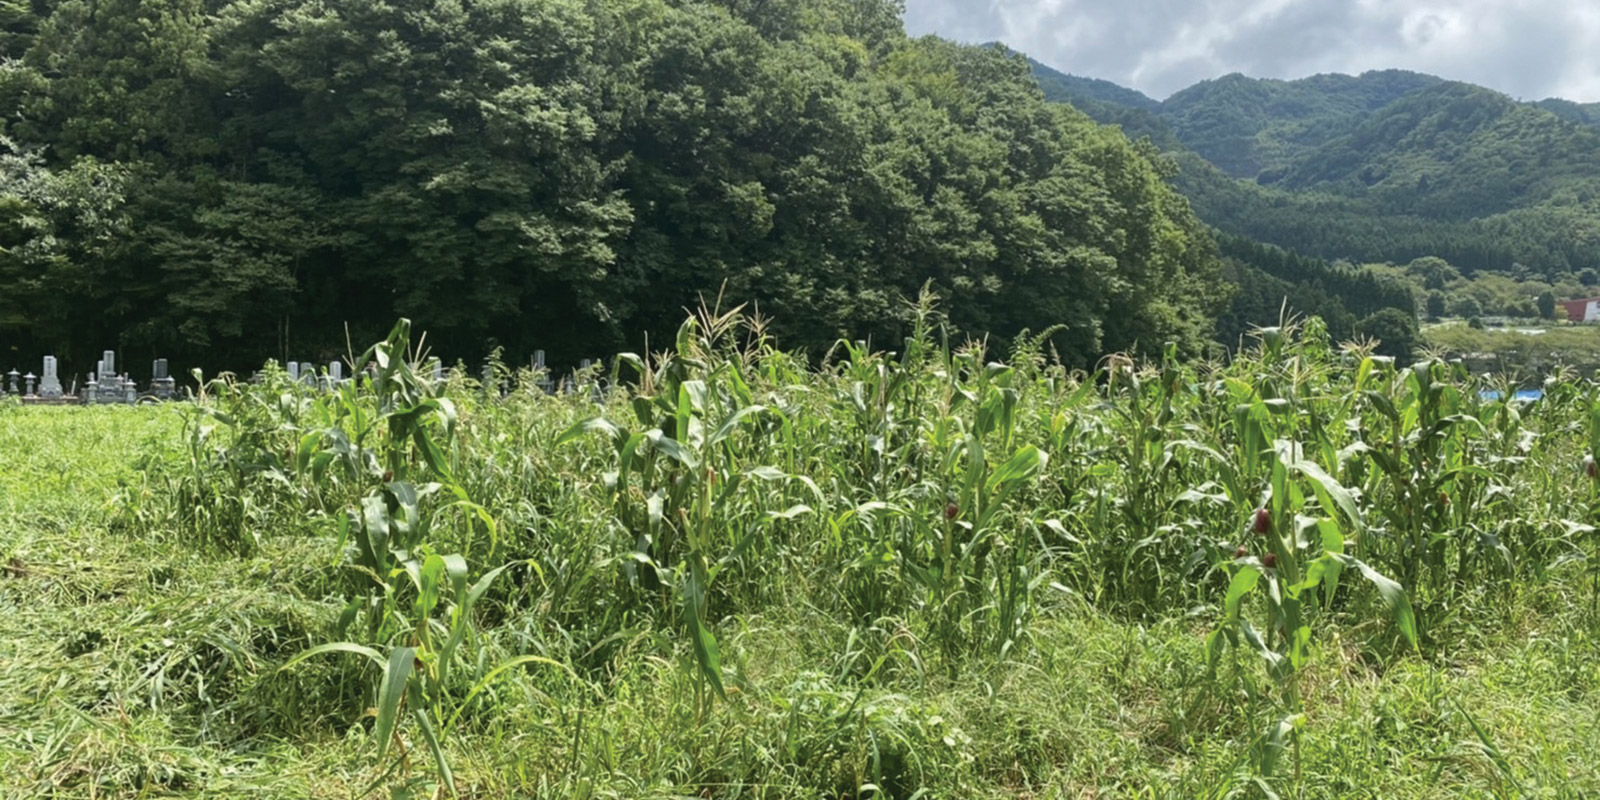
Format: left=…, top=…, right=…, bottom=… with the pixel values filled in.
left=1160, top=70, right=1444, bottom=178
left=1012, top=49, right=1600, bottom=277
left=1537, top=98, right=1600, bottom=127
left=1026, top=60, right=1160, bottom=112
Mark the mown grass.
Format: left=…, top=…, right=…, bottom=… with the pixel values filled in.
left=2, top=315, right=1599, bottom=799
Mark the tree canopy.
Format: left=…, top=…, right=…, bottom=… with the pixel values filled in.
left=0, top=0, right=1227, bottom=375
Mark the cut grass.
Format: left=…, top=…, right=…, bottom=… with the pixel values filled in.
left=0, top=397, right=1596, bottom=798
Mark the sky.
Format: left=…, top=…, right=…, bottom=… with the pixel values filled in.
left=901, top=0, right=1600, bottom=103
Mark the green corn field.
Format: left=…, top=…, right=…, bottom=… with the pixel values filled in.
left=2, top=307, right=1598, bottom=799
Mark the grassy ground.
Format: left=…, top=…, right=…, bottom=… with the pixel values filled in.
left=2, top=404, right=1598, bottom=798
left=1423, top=321, right=1600, bottom=377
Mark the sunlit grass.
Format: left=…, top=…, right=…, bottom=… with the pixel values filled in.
left=1, top=313, right=1598, bottom=798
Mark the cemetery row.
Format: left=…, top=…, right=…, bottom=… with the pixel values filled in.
left=3, top=350, right=605, bottom=405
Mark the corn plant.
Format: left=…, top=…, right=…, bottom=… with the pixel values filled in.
left=1210, top=439, right=1418, bottom=787
left=280, top=320, right=555, bottom=795
left=121, top=363, right=326, bottom=554
left=558, top=307, right=792, bottom=716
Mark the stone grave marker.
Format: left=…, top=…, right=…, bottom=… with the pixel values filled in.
left=94, top=350, right=119, bottom=403
left=151, top=358, right=174, bottom=400
left=534, top=350, right=553, bottom=394
left=40, top=357, right=62, bottom=399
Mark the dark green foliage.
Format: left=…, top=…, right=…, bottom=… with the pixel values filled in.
left=1407, top=257, right=1459, bottom=292
left=0, top=0, right=1223, bottom=376
left=1538, top=290, right=1557, bottom=320
left=1211, top=233, right=1413, bottom=346
left=1426, top=291, right=1446, bottom=320
left=1452, top=295, right=1484, bottom=320
left=1356, top=307, right=1420, bottom=360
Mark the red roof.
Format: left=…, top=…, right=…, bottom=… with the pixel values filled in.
left=1562, top=298, right=1600, bottom=322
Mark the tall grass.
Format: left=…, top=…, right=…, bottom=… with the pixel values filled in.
left=14, top=304, right=1599, bottom=797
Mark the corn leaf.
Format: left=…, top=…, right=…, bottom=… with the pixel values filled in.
left=1225, top=566, right=1261, bottom=620
left=375, top=647, right=415, bottom=759
left=279, top=641, right=385, bottom=671
left=681, top=574, right=725, bottom=701
left=1337, top=555, right=1419, bottom=650
left=556, top=417, right=623, bottom=446
left=413, top=709, right=455, bottom=795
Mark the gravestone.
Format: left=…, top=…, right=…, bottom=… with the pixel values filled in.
left=6, top=369, right=17, bottom=395
left=534, top=350, right=553, bottom=394
left=287, top=362, right=300, bottom=381
left=85, top=350, right=119, bottom=404
left=40, top=357, right=62, bottom=399
left=151, top=358, right=174, bottom=400
left=24, top=372, right=35, bottom=396
left=329, top=362, right=343, bottom=382
left=102, top=351, right=118, bottom=402
left=299, top=362, right=316, bottom=387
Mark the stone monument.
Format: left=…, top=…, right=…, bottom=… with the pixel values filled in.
left=40, top=357, right=63, bottom=399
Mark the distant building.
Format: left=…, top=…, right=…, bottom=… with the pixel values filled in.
left=1561, top=298, right=1600, bottom=323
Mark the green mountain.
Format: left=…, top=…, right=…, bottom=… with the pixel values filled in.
left=1162, top=70, right=1443, bottom=179
left=1027, top=57, right=1160, bottom=113
left=1277, top=82, right=1600, bottom=220
left=1017, top=54, right=1600, bottom=277
left=1024, top=55, right=1179, bottom=148
left=1537, top=98, right=1600, bottom=127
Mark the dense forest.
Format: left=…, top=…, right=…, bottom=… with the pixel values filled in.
left=8, top=1, right=1590, bottom=376
left=0, top=0, right=1235, bottom=374
left=1029, top=58, right=1600, bottom=278
left=1213, top=234, right=1416, bottom=353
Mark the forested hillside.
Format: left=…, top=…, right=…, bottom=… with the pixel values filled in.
left=0, top=0, right=1226, bottom=372
left=1027, top=56, right=1600, bottom=278
left=1538, top=98, right=1600, bottom=127
left=1213, top=233, right=1416, bottom=350
left=1161, top=70, right=1441, bottom=179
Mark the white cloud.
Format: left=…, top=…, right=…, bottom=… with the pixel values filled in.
left=903, top=0, right=1600, bottom=102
